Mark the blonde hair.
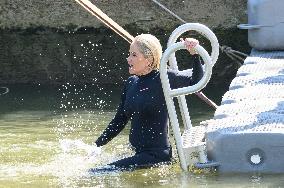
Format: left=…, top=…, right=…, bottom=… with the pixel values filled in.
left=133, top=34, right=162, bottom=69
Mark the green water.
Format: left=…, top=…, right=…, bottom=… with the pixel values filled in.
left=0, top=84, right=283, bottom=188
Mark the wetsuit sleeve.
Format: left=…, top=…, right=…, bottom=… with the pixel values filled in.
left=168, top=54, right=204, bottom=89
left=95, top=81, right=130, bottom=147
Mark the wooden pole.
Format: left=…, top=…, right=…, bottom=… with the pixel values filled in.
left=75, top=0, right=134, bottom=43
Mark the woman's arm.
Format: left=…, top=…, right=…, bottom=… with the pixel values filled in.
left=168, top=38, right=204, bottom=89
left=191, top=54, right=204, bottom=85
left=95, top=79, right=131, bottom=147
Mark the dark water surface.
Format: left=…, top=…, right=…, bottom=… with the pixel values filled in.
left=0, top=84, right=283, bottom=187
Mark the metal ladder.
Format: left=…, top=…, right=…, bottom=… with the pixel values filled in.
left=160, top=23, right=219, bottom=171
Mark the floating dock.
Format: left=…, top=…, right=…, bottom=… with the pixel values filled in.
left=202, top=49, right=284, bottom=173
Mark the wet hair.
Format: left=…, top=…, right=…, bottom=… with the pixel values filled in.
left=133, top=34, right=163, bottom=69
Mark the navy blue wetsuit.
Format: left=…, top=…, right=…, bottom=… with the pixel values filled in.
left=94, top=55, right=203, bottom=171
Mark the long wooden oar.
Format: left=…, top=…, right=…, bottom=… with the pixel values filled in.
left=74, top=0, right=218, bottom=109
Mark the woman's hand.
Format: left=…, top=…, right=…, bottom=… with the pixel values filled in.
left=180, top=38, right=199, bottom=55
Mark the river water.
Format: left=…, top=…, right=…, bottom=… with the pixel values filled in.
left=0, top=84, right=283, bottom=188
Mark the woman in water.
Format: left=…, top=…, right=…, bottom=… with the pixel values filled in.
left=93, top=34, right=203, bottom=171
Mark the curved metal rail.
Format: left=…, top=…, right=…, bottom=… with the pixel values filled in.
left=0, top=87, right=9, bottom=96
left=167, top=23, right=219, bottom=131
left=160, top=42, right=213, bottom=171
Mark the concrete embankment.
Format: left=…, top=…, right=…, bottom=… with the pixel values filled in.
left=0, top=0, right=249, bottom=85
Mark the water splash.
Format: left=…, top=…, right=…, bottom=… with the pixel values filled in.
left=59, top=139, right=101, bottom=159
left=0, top=138, right=103, bottom=187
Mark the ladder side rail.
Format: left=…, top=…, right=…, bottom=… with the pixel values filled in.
left=167, top=23, right=219, bottom=131
left=177, top=96, right=193, bottom=130
left=160, top=42, right=212, bottom=171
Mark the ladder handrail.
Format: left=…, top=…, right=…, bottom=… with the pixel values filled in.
left=167, top=23, right=219, bottom=130
left=160, top=42, right=213, bottom=171
left=167, top=23, right=219, bottom=68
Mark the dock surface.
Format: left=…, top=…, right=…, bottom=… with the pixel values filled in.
left=203, top=49, right=284, bottom=173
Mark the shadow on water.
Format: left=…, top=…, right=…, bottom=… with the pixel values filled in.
left=0, top=83, right=122, bottom=114
left=0, top=82, right=228, bottom=121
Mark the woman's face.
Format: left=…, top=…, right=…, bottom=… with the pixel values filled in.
left=127, top=42, right=150, bottom=75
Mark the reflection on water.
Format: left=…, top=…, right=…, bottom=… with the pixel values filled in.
left=1, top=84, right=284, bottom=187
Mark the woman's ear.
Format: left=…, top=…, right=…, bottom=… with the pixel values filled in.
left=146, top=58, right=153, bottom=67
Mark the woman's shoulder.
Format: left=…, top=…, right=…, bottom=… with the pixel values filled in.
left=124, top=75, right=138, bottom=86
left=127, top=75, right=137, bottom=82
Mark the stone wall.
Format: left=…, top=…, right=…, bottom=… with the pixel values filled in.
left=0, top=0, right=247, bottom=30
left=0, top=0, right=250, bottom=85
